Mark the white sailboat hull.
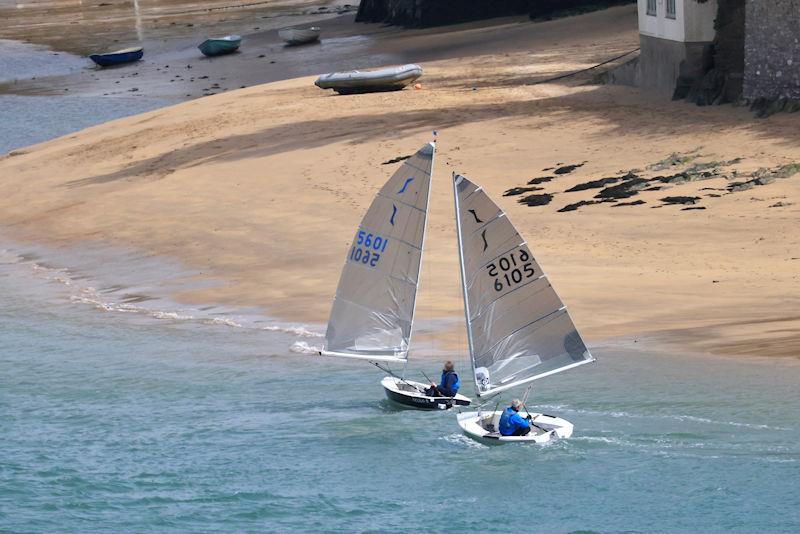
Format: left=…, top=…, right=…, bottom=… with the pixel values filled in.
left=381, top=377, right=472, bottom=410
left=457, top=410, right=574, bottom=445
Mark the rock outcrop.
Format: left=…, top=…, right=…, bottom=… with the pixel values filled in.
left=355, top=0, right=529, bottom=27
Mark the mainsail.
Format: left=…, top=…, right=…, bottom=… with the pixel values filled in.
left=322, top=143, right=435, bottom=362
left=453, top=174, right=594, bottom=396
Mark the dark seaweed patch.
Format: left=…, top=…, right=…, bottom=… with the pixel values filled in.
left=612, top=200, right=646, bottom=207
left=558, top=199, right=615, bottom=212
left=661, top=196, right=701, bottom=205
left=527, top=176, right=555, bottom=185
left=504, top=186, right=543, bottom=196
left=518, top=193, right=554, bottom=207
left=558, top=200, right=596, bottom=212
left=565, top=177, right=620, bottom=192
left=553, top=162, right=586, bottom=175
left=594, top=178, right=650, bottom=200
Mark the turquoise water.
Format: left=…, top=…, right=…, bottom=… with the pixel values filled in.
left=1, top=251, right=799, bottom=533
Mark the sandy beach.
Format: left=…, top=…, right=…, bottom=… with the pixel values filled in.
left=1, top=4, right=798, bottom=358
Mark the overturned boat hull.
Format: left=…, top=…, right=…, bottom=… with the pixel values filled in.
left=279, top=27, right=321, bottom=46
left=89, top=47, right=143, bottom=67
left=199, top=35, right=242, bottom=57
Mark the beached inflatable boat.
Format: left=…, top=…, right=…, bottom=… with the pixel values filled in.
left=315, top=64, right=423, bottom=94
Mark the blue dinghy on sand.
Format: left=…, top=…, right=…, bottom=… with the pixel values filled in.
left=198, top=35, right=242, bottom=57
left=89, top=47, right=143, bottom=67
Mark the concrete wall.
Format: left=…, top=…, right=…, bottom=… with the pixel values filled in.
left=743, top=0, right=800, bottom=100
left=635, top=33, right=712, bottom=95
left=684, top=0, right=718, bottom=42
left=638, top=0, right=717, bottom=43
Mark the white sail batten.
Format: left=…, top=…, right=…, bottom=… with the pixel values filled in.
left=323, top=143, right=436, bottom=361
left=453, top=174, right=594, bottom=397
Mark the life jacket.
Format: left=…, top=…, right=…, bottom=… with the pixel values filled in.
left=439, top=370, right=459, bottom=396
left=498, top=407, right=518, bottom=436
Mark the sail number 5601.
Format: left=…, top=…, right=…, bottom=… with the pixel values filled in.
left=350, top=230, right=389, bottom=268
left=487, top=249, right=535, bottom=291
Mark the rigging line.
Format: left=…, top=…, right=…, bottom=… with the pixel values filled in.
left=372, top=362, right=423, bottom=392
left=521, top=397, right=548, bottom=434
left=527, top=48, right=641, bottom=86
left=421, top=370, right=446, bottom=400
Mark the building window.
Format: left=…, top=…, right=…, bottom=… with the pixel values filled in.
left=647, top=0, right=657, bottom=16
left=666, top=0, right=676, bottom=19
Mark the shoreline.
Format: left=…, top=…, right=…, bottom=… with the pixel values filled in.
left=1, top=5, right=798, bottom=360
left=6, top=232, right=797, bottom=362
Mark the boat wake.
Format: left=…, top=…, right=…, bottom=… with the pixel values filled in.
left=441, top=433, right=489, bottom=449
left=289, top=341, right=323, bottom=354
left=536, top=404, right=790, bottom=432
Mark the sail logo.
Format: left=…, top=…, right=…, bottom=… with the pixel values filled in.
left=475, top=367, right=490, bottom=391
left=481, top=229, right=488, bottom=251
left=398, top=177, right=414, bottom=194
left=468, top=209, right=483, bottom=223
left=390, top=204, right=397, bottom=226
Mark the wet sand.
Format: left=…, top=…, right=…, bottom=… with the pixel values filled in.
left=1, top=5, right=798, bottom=358
left=0, top=0, right=356, bottom=55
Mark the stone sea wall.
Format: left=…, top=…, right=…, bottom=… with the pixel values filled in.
left=743, top=0, right=800, bottom=101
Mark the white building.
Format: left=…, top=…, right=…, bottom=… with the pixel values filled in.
left=632, top=0, right=719, bottom=95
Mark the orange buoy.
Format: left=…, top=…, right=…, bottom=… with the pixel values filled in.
left=414, top=83, right=423, bottom=90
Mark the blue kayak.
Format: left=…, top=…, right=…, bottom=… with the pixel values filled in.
left=89, top=47, right=144, bottom=67
left=198, top=35, right=242, bottom=57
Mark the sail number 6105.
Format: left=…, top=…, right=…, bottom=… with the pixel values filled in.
left=487, top=249, right=535, bottom=291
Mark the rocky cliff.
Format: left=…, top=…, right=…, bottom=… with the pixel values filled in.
left=356, top=0, right=634, bottom=27
left=355, top=0, right=528, bottom=27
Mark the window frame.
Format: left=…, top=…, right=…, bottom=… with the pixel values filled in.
left=665, top=0, right=677, bottom=19
left=646, top=0, right=657, bottom=16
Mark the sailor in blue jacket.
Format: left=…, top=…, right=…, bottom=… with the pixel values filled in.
left=499, top=399, right=532, bottom=436
left=425, top=361, right=460, bottom=397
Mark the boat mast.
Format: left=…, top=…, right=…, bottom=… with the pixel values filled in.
left=404, top=141, right=436, bottom=376
left=452, top=173, right=480, bottom=398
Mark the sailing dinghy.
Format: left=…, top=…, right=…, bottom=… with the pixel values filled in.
left=320, top=142, right=471, bottom=410
left=452, top=174, right=594, bottom=443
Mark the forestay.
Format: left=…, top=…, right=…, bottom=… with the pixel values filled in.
left=323, top=143, right=435, bottom=362
left=453, top=174, right=594, bottom=396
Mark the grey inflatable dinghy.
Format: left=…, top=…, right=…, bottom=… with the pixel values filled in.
left=315, top=64, right=423, bottom=94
